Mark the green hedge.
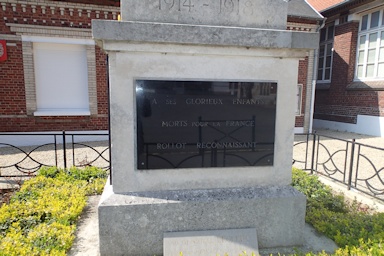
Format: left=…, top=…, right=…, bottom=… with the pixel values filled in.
left=0, top=166, right=107, bottom=256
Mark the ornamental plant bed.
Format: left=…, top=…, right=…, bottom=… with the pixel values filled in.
left=2, top=167, right=384, bottom=255
left=292, top=168, right=384, bottom=255
left=0, top=166, right=107, bottom=256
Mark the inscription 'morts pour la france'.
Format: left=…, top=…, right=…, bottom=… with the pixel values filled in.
left=136, top=80, right=277, bottom=170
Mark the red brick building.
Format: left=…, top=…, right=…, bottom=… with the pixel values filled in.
left=0, top=0, right=322, bottom=134
left=308, top=0, right=384, bottom=136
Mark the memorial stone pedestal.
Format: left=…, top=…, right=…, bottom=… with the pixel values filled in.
left=92, top=0, right=320, bottom=255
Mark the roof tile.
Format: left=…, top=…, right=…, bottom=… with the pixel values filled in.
left=306, top=0, right=344, bottom=12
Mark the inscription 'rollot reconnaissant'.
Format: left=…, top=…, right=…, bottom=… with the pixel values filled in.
left=197, top=142, right=257, bottom=149
left=136, top=80, right=277, bottom=169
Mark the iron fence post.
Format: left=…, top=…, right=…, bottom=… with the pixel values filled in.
left=310, top=133, right=316, bottom=174
left=72, top=134, right=75, bottom=167
left=62, top=131, right=67, bottom=170
left=347, top=139, right=356, bottom=190
left=304, top=133, right=309, bottom=170
left=54, top=135, right=58, bottom=167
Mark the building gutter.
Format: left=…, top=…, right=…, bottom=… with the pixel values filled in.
left=309, top=18, right=326, bottom=133
left=321, top=0, right=375, bottom=15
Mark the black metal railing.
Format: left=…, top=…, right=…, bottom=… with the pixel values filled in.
left=2, top=131, right=384, bottom=201
left=0, top=131, right=109, bottom=178
left=293, top=133, right=384, bottom=201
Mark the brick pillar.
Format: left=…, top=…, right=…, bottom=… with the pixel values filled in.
left=330, top=21, right=359, bottom=95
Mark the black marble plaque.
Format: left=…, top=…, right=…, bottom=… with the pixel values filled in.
left=136, top=80, right=277, bottom=170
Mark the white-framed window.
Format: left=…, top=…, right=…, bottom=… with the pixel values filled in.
left=317, top=23, right=334, bottom=82
left=356, top=8, right=384, bottom=79
left=296, top=84, right=303, bottom=116
left=33, top=42, right=90, bottom=116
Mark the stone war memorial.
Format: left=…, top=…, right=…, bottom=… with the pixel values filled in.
left=92, top=0, right=320, bottom=255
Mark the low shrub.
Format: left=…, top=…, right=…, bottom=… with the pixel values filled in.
left=292, top=167, right=347, bottom=214
left=0, top=175, right=85, bottom=255
left=37, top=166, right=108, bottom=195
left=67, top=166, right=108, bottom=181
left=0, top=222, right=73, bottom=256
left=0, top=166, right=107, bottom=255
left=292, top=167, right=384, bottom=255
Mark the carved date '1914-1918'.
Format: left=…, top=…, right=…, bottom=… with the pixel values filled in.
left=156, top=0, right=255, bottom=15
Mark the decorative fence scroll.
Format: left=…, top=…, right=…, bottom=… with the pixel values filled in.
left=0, top=131, right=109, bottom=178
left=1, top=131, right=384, bottom=202
left=293, top=133, right=384, bottom=201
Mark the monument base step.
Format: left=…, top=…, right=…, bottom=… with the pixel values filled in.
left=98, top=182, right=306, bottom=256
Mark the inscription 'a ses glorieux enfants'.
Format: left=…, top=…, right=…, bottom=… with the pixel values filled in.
left=153, top=98, right=264, bottom=105
left=161, top=120, right=255, bottom=127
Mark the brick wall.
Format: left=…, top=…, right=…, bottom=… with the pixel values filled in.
left=0, top=41, right=26, bottom=116
left=314, top=21, right=384, bottom=124
left=0, top=0, right=116, bottom=132
left=295, top=57, right=309, bottom=128
left=0, top=0, right=119, bottom=29
left=52, top=0, right=119, bottom=7
left=96, top=47, right=108, bottom=116
left=0, top=0, right=315, bottom=132
left=332, top=21, right=359, bottom=90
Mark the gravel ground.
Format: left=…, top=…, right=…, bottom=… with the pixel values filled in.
left=0, top=140, right=109, bottom=189
left=293, top=128, right=384, bottom=203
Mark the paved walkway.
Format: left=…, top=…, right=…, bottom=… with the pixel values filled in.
left=68, top=196, right=101, bottom=256
left=313, top=128, right=384, bottom=147
left=294, top=128, right=384, bottom=212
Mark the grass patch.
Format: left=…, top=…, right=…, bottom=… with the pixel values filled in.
left=0, top=166, right=107, bottom=256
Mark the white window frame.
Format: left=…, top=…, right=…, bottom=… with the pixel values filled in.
left=317, top=23, right=335, bottom=82
left=355, top=8, right=384, bottom=80
left=21, top=36, right=96, bottom=116
left=296, top=84, right=303, bottom=116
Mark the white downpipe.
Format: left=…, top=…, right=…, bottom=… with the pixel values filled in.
left=309, top=19, right=326, bottom=133
left=309, top=48, right=318, bottom=133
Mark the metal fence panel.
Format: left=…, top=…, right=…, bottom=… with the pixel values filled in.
left=2, top=132, right=384, bottom=201
left=0, top=132, right=109, bottom=178
left=293, top=133, right=384, bottom=201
